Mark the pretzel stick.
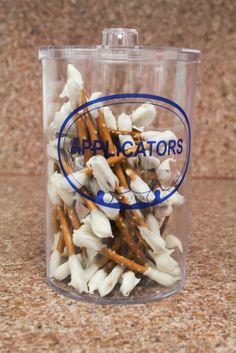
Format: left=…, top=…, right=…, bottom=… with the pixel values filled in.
left=56, top=230, right=65, bottom=255
left=80, top=90, right=103, bottom=155
left=98, top=237, right=122, bottom=269
left=56, top=205, right=75, bottom=256
left=60, top=143, right=150, bottom=179
left=81, top=187, right=145, bottom=264
left=100, top=248, right=147, bottom=274
left=97, top=111, right=128, bottom=188
left=75, top=113, right=92, bottom=161
left=160, top=216, right=169, bottom=235
left=107, top=144, right=150, bottom=167
left=65, top=205, right=80, bottom=229
left=108, top=128, right=141, bottom=138
left=58, top=202, right=146, bottom=273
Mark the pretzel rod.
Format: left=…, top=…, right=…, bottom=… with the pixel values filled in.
left=114, top=183, right=147, bottom=228
left=56, top=230, right=65, bottom=254
left=97, top=111, right=128, bottom=188
left=128, top=220, right=150, bottom=250
left=65, top=204, right=87, bottom=257
left=75, top=113, right=92, bottom=161
left=65, top=205, right=81, bottom=229
left=56, top=205, right=75, bottom=257
left=81, top=187, right=145, bottom=263
left=107, top=144, right=150, bottom=167
left=98, top=237, right=122, bottom=269
left=115, top=215, right=146, bottom=264
left=107, top=128, right=141, bottom=138
left=160, top=216, right=169, bottom=235
left=88, top=111, right=147, bottom=261
left=100, top=248, right=147, bottom=273
left=58, top=204, right=146, bottom=273
left=60, top=143, right=151, bottom=180
left=80, top=90, right=103, bottom=155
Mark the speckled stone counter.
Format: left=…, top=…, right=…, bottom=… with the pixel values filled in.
left=0, top=176, right=235, bottom=353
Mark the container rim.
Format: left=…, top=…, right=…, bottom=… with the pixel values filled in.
left=38, top=45, right=201, bottom=62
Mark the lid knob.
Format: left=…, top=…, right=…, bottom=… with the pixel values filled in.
left=102, top=28, right=138, bottom=47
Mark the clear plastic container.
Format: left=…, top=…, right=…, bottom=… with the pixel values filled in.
left=39, top=28, right=200, bottom=304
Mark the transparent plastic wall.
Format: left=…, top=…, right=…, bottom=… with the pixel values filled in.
left=39, top=28, right=200, bottom=304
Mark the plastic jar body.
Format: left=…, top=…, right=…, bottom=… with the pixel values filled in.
left=39, top=29, right=200, bottom=304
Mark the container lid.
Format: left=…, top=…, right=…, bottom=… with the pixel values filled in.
left=39, top=28, right=200, bottom=62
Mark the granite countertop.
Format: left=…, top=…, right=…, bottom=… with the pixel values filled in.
left=1, top=176, right=235, bottom=353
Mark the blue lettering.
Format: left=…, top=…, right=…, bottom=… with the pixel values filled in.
left=167, top=140, right=176, bottom=155
left=156, top=140, right=167, bottom=156
left=177, top=138, right=183, bottom=154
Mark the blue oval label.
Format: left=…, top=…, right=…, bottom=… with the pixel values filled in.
left=58, top=93, right=191, bottom=210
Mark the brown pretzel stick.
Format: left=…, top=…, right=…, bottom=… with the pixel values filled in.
left=95, top=111, right=151, bottom=254
left=65, top=205, right=80, bottom=229
left=75, top=113, right=92, bottom=161
left=80, top=90, right=103, bottom=155
left=100, top=248, right=147, bottom=273
left=160, top=216, right=169, bottom=235
left=107, top=144, right=150, bottom=167
left=107, top=128, right=141, bottom=138
left=65, top=205, right=87, bottom=257
left=115, top=214, right=146, bottom=263
left=80, top=187, right=145, bottom=263
left=56, top=205, right=75, bottom=256
left=97, top=111, right=128, bottom=188
left=56, top=230, right=65, bottom=255
left=60, top=143, right=150, bottom=180
left=98, top=237, right=122, bottom=269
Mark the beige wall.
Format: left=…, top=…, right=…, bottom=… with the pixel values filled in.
left=0, top=0, right=235, bottom=177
